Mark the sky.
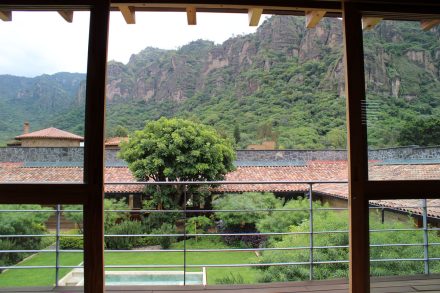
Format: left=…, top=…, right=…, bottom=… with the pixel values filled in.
left=0, top=11, right=266, bottom=77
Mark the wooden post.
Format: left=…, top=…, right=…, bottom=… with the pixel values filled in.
left=0, top=10, right=12, bottom=21
left=342, top=3, right=370, bottom=293
left=305, top=10, right=326, bottom=28
left=248, top=8, right=263, bottom=26
left=58, top=10, right=74, bottom=23
left=83, top=1, right=110, bottom=292
left=186, top=6, right=196, bottom=25
left=118, top=5, right=136, bottom=24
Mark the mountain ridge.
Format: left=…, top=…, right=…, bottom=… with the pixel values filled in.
left=1, top=16, right=439, bottom=148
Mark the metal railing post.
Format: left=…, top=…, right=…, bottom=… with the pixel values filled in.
left=422, top=199, right=429, bottom=275
left=183, top=184, right=187, bottom=286
left=308, top=184, right=314, bottom=280
left=55, top=204, right=61, bottom=286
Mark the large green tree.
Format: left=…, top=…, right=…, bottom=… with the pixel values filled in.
left=119, top=118, right=235, bottom=209
left=398, top=117, right=440, bottom=146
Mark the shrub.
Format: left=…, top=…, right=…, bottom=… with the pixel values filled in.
left=142, top=207, right=181, bottom=232
left=256, top=197, right=312, bottom=242
left=0, top=205, right=53, bottom=267
left=214, top=193, right=280, bottom=247
left=220, top=224, right=267, bottom=248
left=60, top=236, right=83, bottom=250
left=214, top=193, right=281, bottom=228
left=64, top=199, right=130, bottom=233
left=255, top=201, right=440, bottom=282
left=186, top=216, right=213, bottom=241
left=105, top=220, right=144, bottom=250
left=0, top=240, right=21, bottom=271
left=151, top=223, right=177, bottom=249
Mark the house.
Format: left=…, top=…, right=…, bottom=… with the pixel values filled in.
left=14, top=123, right=84, bottom=147
left=104, top=136, right=128, bottom=149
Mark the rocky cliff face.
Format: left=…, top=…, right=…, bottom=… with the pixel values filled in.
left=103, top=17, right=345, bottom=104
left=103, top=16, right=439, bottom=103
left=0, top=16, right=439, bottom=148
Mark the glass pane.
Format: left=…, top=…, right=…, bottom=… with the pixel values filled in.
left=363, top=18, right=440, bottom=180
left=104, top=10, right=348, bottom=288
left=0, top=11, right=90, bottom=183
left=0, top=204, right=83, bottom=288
left=369, top=198, right=440, bottom=291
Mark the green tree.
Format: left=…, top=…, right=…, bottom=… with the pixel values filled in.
left=257, top=121, right=278, bottom=142
left=113, top=125, right=129, bottom=137
left=233, top=124, right=241, bottom=144
left=64, top=199, right=129, bottom=233
left=398, top=117, right=440, bottom=146
left=186, top=216, right=213, bottom=242
left=119, top=118, right=235, bottom=209
left=325, top=128, right=347, bottom=149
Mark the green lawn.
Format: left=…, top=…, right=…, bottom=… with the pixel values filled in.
left=0, top=238, right=259, bottom=287
left=0, top=252, right=83, bottom=287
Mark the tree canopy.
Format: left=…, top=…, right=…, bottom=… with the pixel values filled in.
left=119, top=118, right=236, bottom=209
left=398, top=117, right=440, bottom=146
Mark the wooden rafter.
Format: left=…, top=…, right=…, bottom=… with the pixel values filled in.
left=58, top=10, right=74, bottom=23
left=362, top=17, right=382, bottom=30
left=118, top=5, right=135, bottom=24
left=0, top=10, right=12, bottom=22
left=305, top=10, right=326, bottom=28
left=420, top=19, right=440, bottom=31
left=186, top=6, right=196, bottom=25
left=248, top=7, right=263, bottom=26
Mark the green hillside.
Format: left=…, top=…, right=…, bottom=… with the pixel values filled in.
left=1, top=16, right=439, bottom=148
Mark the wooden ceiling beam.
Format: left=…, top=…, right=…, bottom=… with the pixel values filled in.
left=420, top=19, right=440, bottom=31
left=118, top=5, right=135, bottom=24
left=362, top=17, right=382, bottom=30
left=0, top=10, right=12, bottom=22
left=58, top=10, right=73, bottom=22
left=305, top=10, right=326, bottom=28
left=186, top=6, right=196, bottom=25
left=248, top=7, right=263, bottom=26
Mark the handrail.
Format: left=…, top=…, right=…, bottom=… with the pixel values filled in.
left=0, top=181, right=435, bottom=287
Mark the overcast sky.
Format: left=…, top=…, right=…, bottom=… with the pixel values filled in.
left=0, top=11, right=266, bottom=77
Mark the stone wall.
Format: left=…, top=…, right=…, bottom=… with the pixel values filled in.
left=0, top=147, right=83, bottom=163
left=236, top=149, right=347, bottom=161
left=1, top=146, right=440, bottom=163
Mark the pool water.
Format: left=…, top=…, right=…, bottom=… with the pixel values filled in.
left=105, top=272, right=204, bottom=286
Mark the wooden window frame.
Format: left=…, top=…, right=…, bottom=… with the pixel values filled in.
left=0, top=1, right=110, bottom=292
left=0, top=1, right=439, bottom=292
left=343, top=3, right=440, bottom=293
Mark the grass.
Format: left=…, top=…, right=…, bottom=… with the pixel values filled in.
left=0, top=252, right=83, bottom=287
left=0, top=237, right=259, bottom=287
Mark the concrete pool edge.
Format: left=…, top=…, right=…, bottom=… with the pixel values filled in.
left=58, top=268, right=207, bottom=286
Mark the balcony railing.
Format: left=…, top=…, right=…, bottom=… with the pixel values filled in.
left=0, top=180, right=437, bottom=287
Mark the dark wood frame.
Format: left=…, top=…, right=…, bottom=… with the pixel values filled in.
left=0, top=1, right=110, bottom=291
left=0, top=1, right=439, bottom=292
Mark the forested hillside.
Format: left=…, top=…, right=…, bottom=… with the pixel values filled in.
left=1, top=16, right=439, bottom=148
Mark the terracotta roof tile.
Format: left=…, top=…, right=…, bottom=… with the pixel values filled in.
left=15, top=127, right=84, bottom=141
left=105, top=137, right=128, bottom=147
left=1, top=160, right=440, bottom=218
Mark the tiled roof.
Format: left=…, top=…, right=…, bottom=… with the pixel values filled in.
left=1, top=160, right=440, bottom=218
left=0, top=166, right=139, bottom=193
left=105, top=137, right=128, bottom=147
left=15, top=127, right=84, bottom=141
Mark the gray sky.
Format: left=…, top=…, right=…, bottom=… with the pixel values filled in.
left=0, top=11, right=265, bottom=77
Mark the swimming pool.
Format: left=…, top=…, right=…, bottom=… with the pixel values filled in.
left=58, top=269, right=207, bottom=286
